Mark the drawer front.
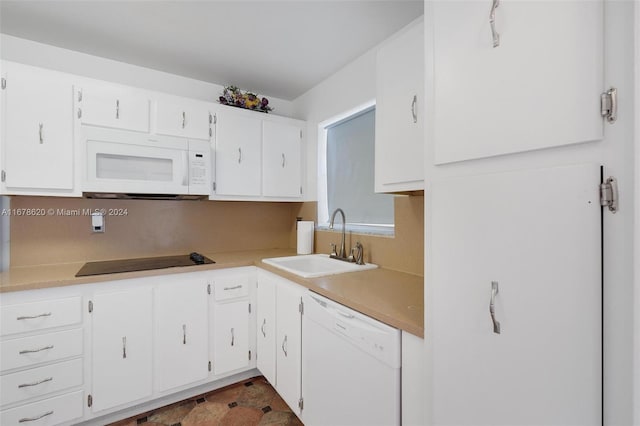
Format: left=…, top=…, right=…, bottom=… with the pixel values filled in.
left=1, top=297, right=82, bottom=337
left=1, top=329, right=83, bottom=372
left=213, top=276, right=250, bottom=301
left=1, top=358, right=83, bottom=407
left=0, top=390, right=83, bottom=426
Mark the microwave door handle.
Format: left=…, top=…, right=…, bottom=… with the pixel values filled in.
left=182, top=152, right=189, bottom=186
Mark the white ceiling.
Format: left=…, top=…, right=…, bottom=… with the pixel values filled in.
left=0, top=1, right=423, bottom=100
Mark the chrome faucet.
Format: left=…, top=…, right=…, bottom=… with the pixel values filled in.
left=329, top=208, right=347, bottom=259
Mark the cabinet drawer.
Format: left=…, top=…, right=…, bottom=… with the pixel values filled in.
left=1, top=297, right=82, bottom=337
left=0, top=390, right=83, bottom=426
left=1, top=329, right=83, bottom=372
left=1, top=358, right=83, bottom=407
left=213, top=277, right=250, bottom=301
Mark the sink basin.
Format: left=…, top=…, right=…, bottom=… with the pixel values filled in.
left=262, top=254, right=377, bottom=278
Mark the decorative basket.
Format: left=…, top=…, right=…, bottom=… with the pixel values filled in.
left=218, top=86, right=273, bottom=113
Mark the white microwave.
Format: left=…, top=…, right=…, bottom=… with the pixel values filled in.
left=82, top=127, right=210, bottom=199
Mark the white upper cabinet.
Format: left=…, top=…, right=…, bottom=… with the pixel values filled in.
left=1, top=62, right=76, bottom=195
left=431, top=1, right=604, bottom=164
left=262, top=120, right=303, bottom=198
left=154, top=275, right=210, bottom=393
left=375, top=18, right=424, bottom=192
left=212, top=107, right=307, bottom=201
left=156, top=98, right=213, bottom=140
left=79, top=83, right=150, bottom=133
left=213, top=108, right=263, bottom=197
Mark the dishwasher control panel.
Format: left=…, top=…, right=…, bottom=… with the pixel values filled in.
left=304, top=292, right=401, bottom=368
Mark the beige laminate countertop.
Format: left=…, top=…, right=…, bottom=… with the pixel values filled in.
left=0, top=249, right=424, bottom=337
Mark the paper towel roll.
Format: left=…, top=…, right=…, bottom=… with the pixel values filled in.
left=297, top=221, right=314, bottom=254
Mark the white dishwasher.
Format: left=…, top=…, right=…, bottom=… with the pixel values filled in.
left=301, top=292, right=401, bottom=426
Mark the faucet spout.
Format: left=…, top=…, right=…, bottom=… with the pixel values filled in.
left=329, top=208, right=346, bottom=259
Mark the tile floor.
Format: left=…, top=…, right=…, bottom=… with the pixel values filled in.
left=109, top=376, right=303, bottom=426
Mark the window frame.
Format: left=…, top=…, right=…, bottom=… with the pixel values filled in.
left=316, top=99, right=394, bottom=236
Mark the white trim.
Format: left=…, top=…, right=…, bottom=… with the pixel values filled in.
left=633, top=2, right=640, bottom=424
left=316, top=99, right=393, bottom=235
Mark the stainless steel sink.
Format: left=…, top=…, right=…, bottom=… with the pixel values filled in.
left=262, top=254, right=377, bottom=278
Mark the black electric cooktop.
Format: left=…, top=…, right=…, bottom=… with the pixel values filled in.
left=75, top=252, right=215, bottom=277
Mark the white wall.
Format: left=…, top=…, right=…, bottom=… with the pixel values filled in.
left=0, top=34, right=294, bottom=117
left=291, top=46, right=378, bottom=201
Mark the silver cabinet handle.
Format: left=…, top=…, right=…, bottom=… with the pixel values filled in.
left=281, top=153, right=286, bottom=168
left=282, top=335, right=288, bottom=357
left=19, top=411, right=53, bottom=423
left=38, top=123, right=44, bottom=144
left=17, top=312, right=51, bottom=320
left=489, top=0, right=500, bottom=48
left=183, top=324, right=187, bottom=345
left=411, top=95, right=417, bottom=123
left=261, top=318, right=266, bottom=337
left=116, top=99, right=120, bottom=119
left=182, top=111, right=186, bottom=128
left=18, top=377, right=53, bottom=388
left=335, top=309, right=354, bottom=319
left=490, top=281, right=501, bottom=334
left=19, top=345, right=53, bottom=355
left=224, top=285, right=242, bottom=291
left=602, top=88, right=617, bottom=124
left=122, top=336, right=127, bottom=359
left=238, top=147, right=242, bottom=164
left=231, top=328, right=235, bottom=346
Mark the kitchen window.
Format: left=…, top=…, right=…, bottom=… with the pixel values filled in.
left=318, top=102, right=394, bottom=235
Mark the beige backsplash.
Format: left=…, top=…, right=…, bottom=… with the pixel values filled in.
left=291, top=196, right=424, bottom=276
left=9, top=195, right=424, bottom=275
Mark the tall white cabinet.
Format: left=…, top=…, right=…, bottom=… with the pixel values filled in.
left=1, top=62, right=76, bottom=196
left=426, top=1, right=607, bottom=424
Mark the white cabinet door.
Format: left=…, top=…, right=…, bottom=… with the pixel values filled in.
left=154, top=277, right=209, bottom=392
left=276, top=281, right=304, bottom=415
left=212, top=300, right=250, bottom=375
left=214, top=109, right=262, bottom=196
left=80, top=84, right=150, bottom=133
left=2, top=62, right=74, bottom=193
left=156, top=99, right=212, bottom=140
left=431, top=164, right=601, bottom=425
left=262, top=120, right=302, bottom=198
left=91, top=287, right=153, bottom=412
left=256, top=273, right=277, bottom=386
left=432, top=1, right=603, bottom=164
left=375, top=19, right=424, bottom=192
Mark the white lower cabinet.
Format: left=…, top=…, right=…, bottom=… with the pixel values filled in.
left=256, top=270, right=304, bottom=416
left=90, top=286, right=153, bottom=412
left=210, top=269, right=255, bottom=376
left=256, top=275, right=277, bottom=385
left=0, top=290, right=85, bottom=426
left=154, top=275, right=210, bottom=392
left=0, top=391, right=84, bottom=426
